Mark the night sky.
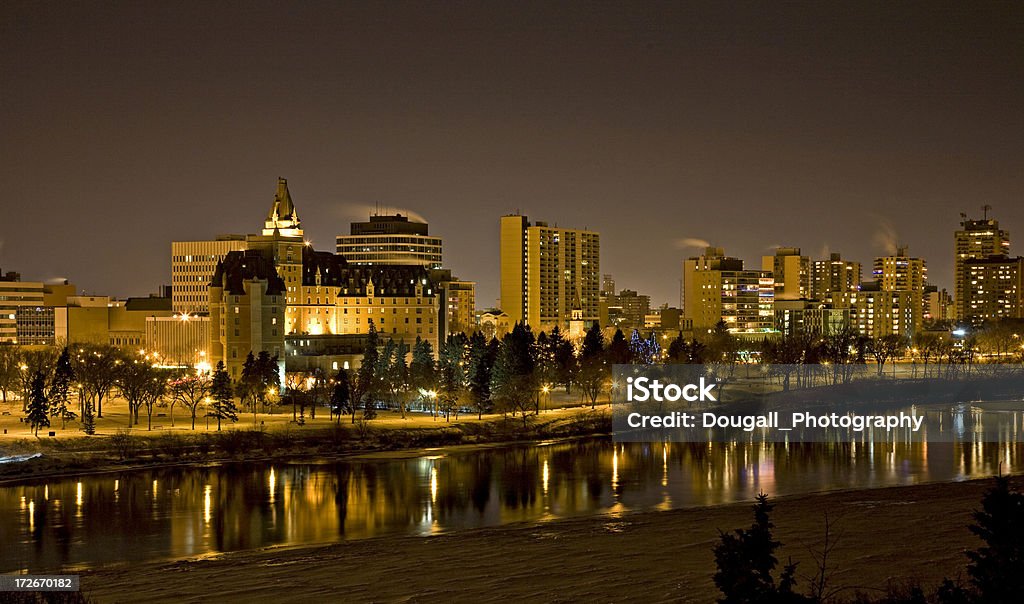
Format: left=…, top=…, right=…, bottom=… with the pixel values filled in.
left=2, top=2, right=1022, bottom=307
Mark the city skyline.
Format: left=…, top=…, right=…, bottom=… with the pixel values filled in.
left=2, top=2, right=1023, bottom=307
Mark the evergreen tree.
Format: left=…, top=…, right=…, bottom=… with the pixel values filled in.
left=965, top=475, right=1024, bottom=600
left=256, top=351, right=279, bottom=413
left=713, top=493, right=807, bottom=603
left=209, top=361, right=238, bottom=430
left=576, top=323, right=607, bottom=408
left=392, top=341, right=410, bottom=418
left=49, top=346, right=76, bottom=429
left=490, top=323, right=536, bottom=420
left=356, top=320, right=380, bottom=419
left=553, top=332, right=576, bottom=393
left=409, top=336, right=435, bottom=412
left=607, top=328, right=631, bottom=365
left=237, top=352, right=259, bottom=423
left=466, top=332, right=495, bottom=418
left=25, top=370, right=50, bottom=436
left=437, top=335, right=466, bottom=421
left=330, top=368, right=352, bottom=423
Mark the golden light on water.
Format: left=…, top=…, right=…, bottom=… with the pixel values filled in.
left=542, top=459, right=549, bottom=495
left=612, top=446, right=619, bottom=492
left=269, top=468, right=276, bottom=504
left=203, top=485, right=211, bottom=524
left=76, top=482, right=82, bottom=506
left=28, top=500, right=34, bottom=532
left=430, top=466, right=438, bottom=503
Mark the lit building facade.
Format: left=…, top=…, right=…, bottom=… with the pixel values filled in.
left=209, top=250, right=287, bottom=379
left=809, top=253, right=861, bottom=305
left=682, top=247, right=776, bottom=334
left=762, top=247, right=810, bottom=301
left=145, top=314, right=212, bottom=366
left=171, top=236, right=247, bottom=313
left=499, top=214, right=600, bottom=331
left=872, top=246, right=926, bottom=335
left=209, top=179, right=441, bottom=377
left=955, top=216, right=1010, bottom=320
left=774, top=299, right=852, bottom=337
left=963, top=255, right=1024, bottom=321
left=336, top=213, right=442, bottom=269
left=854, top=282, right=916, bottom=339
left=599, top=288, right=651, bottom=330
left=0, top=271, right=43, bottom=343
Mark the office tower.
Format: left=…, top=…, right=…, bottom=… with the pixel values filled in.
left=336, top=213, right=443, bottom=269
left=810, top=253, right=862, bottom=304
left=962, top=255, right=1024, bottom=321
left=429, top=269, right=476, bottom=338
left=923, top=286, right=953, bottom=322
left=774, top=300, right=852, bottom=337
left=762, top=247, right=810, bottom=300
left=499, top=214, right=600, bottom=331
left=682, top=247, right=775, bottom=334
left=955, top=213, right=1010, bottom=319
left=601, top=274, right=616, bottom=296
left=171, top=235, right=247, bottom=313
left=599, top=288, right=650, bottom=331
left=0, top=270, right=43, bottom=343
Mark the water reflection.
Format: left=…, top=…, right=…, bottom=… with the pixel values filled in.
left=3, top=435, right=1024, bottom=572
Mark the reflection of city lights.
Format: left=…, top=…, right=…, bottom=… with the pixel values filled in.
left=76, top=482, right=83, bottom=506
left=28, top=500, right=34, bottom=532
left=542, top=459, right=549, bottom=495
left=430, top=466, right=438, bottom=503
left=204, top=485, right=212, bottom=524
left=269, top=468, right=276, bottom=504
left=612, top=447, right=619, bottom=492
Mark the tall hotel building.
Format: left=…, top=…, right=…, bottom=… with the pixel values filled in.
left=337, top=212, right=474, bottom=338
left=209, top=179, right=440, bottom=377
left=336, top=213, right=442, bottom=269
left=955, top=215, right=1010, bottom=320
left=682, top=247, right=775, bottom=335
left=171, top=235, right=247, bottom=313
left=499, top=214, right=600, bottom=331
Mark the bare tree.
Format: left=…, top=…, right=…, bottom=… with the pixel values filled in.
left=168, top=372, right=213, bottom=429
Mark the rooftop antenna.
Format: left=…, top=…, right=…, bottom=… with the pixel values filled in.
left=982, top=204, right=992, bottom=220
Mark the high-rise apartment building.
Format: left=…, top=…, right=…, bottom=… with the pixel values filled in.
left=682, top=248, right=775, bottom=334
left=171, top=235, right=247, bottom=313
left=962, top=256, right=1024, bottom=321
left=870, top=246, right=927, bottom=335
left=955, top=215, right=1010, bottom=320
left=499, top=214, right=600, bottom=331
left=810, top=253, right=861, bottom=304
left=336, top=213, right=443, bottom=269
left=762, top=247, right=810, bottom=300
left=854, top=282, right=917, bottom=339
